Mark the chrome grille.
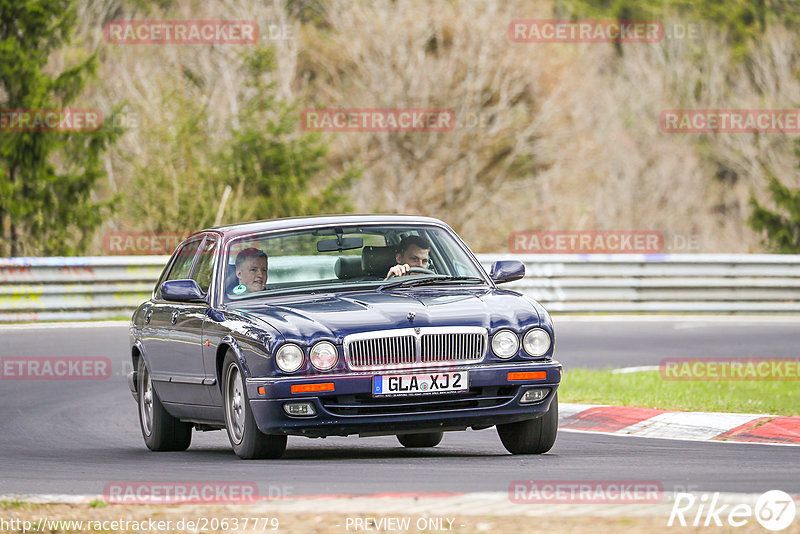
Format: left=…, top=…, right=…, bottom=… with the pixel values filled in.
left=348, top=334, right=416, bottom=368
left=344, top=327, right=487, bottom=370
left=421, top=332, right=486, bottom=363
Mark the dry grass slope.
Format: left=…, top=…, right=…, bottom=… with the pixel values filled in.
left=64, top=0, right=800, bottom=253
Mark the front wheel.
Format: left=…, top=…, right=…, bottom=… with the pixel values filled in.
left=222, top=352, right=287, bottom=459
left=497, top=394, right=558, bottom=454
left=397, top=431, right=443, bottom=448
left=137, top=357, right=192, bottom=451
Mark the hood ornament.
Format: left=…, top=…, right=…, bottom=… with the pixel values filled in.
left=407, top=312, right=416, bottom=321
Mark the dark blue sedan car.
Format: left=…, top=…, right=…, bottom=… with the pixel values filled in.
left=128, top=215, right=561, bottom=459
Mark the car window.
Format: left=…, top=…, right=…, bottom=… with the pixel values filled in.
left=227, top=232, right=387, bottom=284
left=224, top=225, right=487, bottom=301
left=430, top=231, right=479, bottom=277
left=166, top=238, right=201, bottom=281
left=191, top=236, right=217, bottom=294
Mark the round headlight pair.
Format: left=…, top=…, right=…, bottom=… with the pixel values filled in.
left=491, top=328, right=551, bottom=359
left=523, top=328, right=551, bottom=357
left=491, top=330, right=519, bottom=359
left=309, top=341, right=338, bottom=370
left=275, top=342, right=338, bottom=372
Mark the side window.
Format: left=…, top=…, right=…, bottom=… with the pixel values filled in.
left=166, top=239, right=201, bottom=281
left=191, top=237, right=217, bottom=294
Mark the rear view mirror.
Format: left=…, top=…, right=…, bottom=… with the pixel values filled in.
left=317, top=236, right=363, bottom=252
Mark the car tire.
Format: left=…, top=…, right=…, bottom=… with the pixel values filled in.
left=137, top=357, right=192, bottom=451
left=396, top=431, right=444, bottom=448
left=496, top=393, right=558, bottom=454
left=222, top=352, right=287, bottom=460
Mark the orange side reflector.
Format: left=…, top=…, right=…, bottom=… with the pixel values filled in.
left=258, top=386, right=266, bottom=395
left=508, top=371, right=547, bottom=381
left=291, top=383, right=335, bottom=394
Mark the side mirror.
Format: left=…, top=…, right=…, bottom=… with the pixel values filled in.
left=490, top=260, right=525, bottom=284
left=161, top=279, right=206, bottom=302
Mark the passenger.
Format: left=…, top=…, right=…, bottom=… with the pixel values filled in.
left=385, top=235, right=431, bottom=279
left=233, top=248, right=268, bottom=294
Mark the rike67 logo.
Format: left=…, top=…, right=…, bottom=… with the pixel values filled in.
left=669, top=490, right=796, bottom=531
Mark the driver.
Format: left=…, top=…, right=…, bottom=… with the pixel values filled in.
left=233, top=248, right=268, bottom=293
left=385, top=235, right=431, bottom=279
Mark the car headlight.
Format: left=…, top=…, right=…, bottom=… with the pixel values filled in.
left=523, top=328, right=551, bottom=357
left=491, top=329, right=519, bottom=359
left=310, top=341, right=338, bottom=370
left=276, top=344, right=304, bottom=372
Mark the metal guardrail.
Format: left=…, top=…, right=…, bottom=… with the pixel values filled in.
left=1, top=254, right=799, bottom=322
left=479, top=254, right=800, bottom=313
left=0, top=256, right=169, bottom=322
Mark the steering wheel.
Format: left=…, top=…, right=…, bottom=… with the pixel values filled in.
left=386, top=266, right=435, bottom=279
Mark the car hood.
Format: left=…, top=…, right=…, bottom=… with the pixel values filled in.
left=228, top=287, right=542, bottom=343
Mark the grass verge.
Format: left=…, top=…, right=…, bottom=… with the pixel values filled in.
left=559, top=369, right=799, bottom=416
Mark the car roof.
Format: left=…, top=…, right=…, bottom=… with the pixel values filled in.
left=192, top=214, right=452, bottom=241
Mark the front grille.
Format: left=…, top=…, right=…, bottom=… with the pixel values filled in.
left=344, top=326, right=487, bottom=371
left=420, top=332, right=485, bottom=363
left=321, top=386, right=516, bottom=416
left=348, top=334, right=416, bottom=368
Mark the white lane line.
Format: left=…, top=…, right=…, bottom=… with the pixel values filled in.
left=0, top=321, right=128, bottom=330
left=611, top=366, right=660, bottom=374
left=559, top=428, right=800, bottom=446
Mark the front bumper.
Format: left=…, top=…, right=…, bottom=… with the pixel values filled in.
left=245, top=361, right=561, bottom=437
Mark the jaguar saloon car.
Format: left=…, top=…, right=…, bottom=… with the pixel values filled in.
left=128, top=215, right=561, bottom=459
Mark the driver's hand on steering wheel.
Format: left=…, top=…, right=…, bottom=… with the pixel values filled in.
left=385, top=264, right=411, bottom=279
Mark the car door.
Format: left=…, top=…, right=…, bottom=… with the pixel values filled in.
left=145, top=236, right=203, bottom=405
left=173, top=234, right=219, bottom=406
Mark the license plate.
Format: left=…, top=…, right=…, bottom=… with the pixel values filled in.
left=372, top=371, right=468, bottom=396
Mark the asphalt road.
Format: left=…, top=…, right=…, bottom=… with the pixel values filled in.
left=0, top=319, right=798, bottom=497
left=554, top=316, right=800, bottom=370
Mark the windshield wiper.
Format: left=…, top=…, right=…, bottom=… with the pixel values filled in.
left=377, top=276, right=485, bottom=291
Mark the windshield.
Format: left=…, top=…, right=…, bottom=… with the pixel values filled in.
left=222, top=224, right=487, bottom=301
